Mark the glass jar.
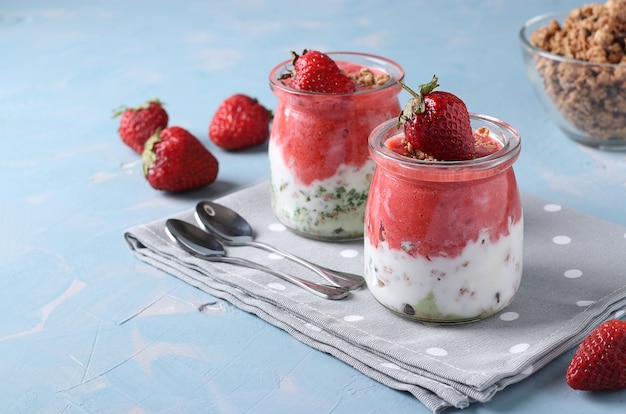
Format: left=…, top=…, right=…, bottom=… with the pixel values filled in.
left=364, top=115, right=523, bottom=323
left=268, top=52, right=404, bottom=241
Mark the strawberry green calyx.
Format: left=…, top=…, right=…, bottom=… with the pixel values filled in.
left=291, top=49, right=307, bottom=66
left=278, top=50, right=299, bottom=81
left=278, top=50, right=306, bottom=81
left=142, top=130, right=162, bottom=176
left=397, top=75, right=439, bottom=128
left=112, top=98, right=164, bottom=118
left=136, top=98, right=164, bottom=111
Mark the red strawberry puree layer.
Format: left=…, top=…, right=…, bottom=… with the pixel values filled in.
left=368, top=132, right=521, bottom=258
left=364, top=127, right=523, bottom=321
left=272, top=61, right=399, bottom=185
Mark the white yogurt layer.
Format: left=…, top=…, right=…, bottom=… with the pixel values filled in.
left=268, top=141, right=373, bottom=240
left=364, top=217, right=524, bottom=322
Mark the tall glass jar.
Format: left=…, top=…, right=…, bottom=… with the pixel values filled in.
left=268, top=52, right=404, bottom=241
left=364, top=115, right=523, bottom=323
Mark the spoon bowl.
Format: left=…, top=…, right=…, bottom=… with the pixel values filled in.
left=165, top=218, right=349, bottom=300
left=195, top=201, right=365, bottom=290
left=196, top=200, right=254, bottom=244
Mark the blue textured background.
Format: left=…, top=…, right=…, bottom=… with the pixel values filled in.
left=1, top=1, right=625, bottom=412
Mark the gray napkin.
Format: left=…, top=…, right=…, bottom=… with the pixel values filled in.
left=124, top=180, right=626, bottom=413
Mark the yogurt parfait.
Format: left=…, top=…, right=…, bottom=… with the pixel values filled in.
left=364, top=78, right=523, bottom=323
left=268, top=51, right=404, bottom=241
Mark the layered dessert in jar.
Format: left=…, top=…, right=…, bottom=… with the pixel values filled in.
left=268, top=51, right=404, bottom=241
left=364, top=77, right=523, bottom=323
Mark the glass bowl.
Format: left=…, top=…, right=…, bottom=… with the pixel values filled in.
left=520, top=11, right=626, bottom=150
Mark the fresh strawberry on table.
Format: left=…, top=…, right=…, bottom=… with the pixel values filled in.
left=209, top=94, right=272, bottom=150
left=142, top=126, right=219, bottom=192
left=566, top=319, right=626, bottom=391
left=113, top=98, right=169, bottom=153
left=281, top=49, right=355, bottom=94
left=397, top=75, right=475, bottom=161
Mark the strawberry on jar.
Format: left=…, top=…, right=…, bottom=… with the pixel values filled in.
left=397, top=76, right=476, bottom=161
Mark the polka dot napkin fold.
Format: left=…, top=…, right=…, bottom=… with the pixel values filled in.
left=124, top=180, right=626, bottom=413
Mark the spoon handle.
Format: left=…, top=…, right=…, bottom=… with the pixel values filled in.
left=208, top=255, right=350, bottom=300
left=247, top=240, right=365, bottom=290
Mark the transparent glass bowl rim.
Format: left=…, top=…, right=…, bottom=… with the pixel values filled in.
left=519, top=11, right=626, bottom=68
left=269, top=51, right=405, bottom=97
left=369, top=114, right=521, bottom=170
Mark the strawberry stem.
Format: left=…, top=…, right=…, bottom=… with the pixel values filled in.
left=396, top=75, right=440, bottom=129
left=398, top=81, right=419, bottom=98
left=418, top=75, right=439, bottom=95
left=279, top=49, right=310, bottom=81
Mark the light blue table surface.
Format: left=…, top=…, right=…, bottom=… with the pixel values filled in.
left=2, top=1, right=626, bottom=413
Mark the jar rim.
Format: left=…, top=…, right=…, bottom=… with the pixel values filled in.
left=369, top=114, right=521, bottom=174
left=269, top=51, right=405, bottom=97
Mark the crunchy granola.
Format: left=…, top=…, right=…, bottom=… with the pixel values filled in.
left=529, top=0, right=626, bottom=142
left=349, top=67, right=391, bottom=88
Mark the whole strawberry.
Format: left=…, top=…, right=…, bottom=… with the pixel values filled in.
left=209, top=94, right=272, bottom=150
left=397, top=76, right=475, bottom=161
left=281, top=49, right=355, bottom=94
left=113, top=98, right=169, bottom=154
left=566, top=319, right=626, bottom=391
left=142, top=126, right=219, bottom=192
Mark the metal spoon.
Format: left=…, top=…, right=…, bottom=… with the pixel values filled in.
left=194, top=200, right=365, bottom=290
left=164, top=218, right=349, bottom=300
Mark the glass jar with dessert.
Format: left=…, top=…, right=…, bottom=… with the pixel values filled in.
left=364, top=77, right=523, bottom=323
left=268, top=50, right=404, bottom=241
